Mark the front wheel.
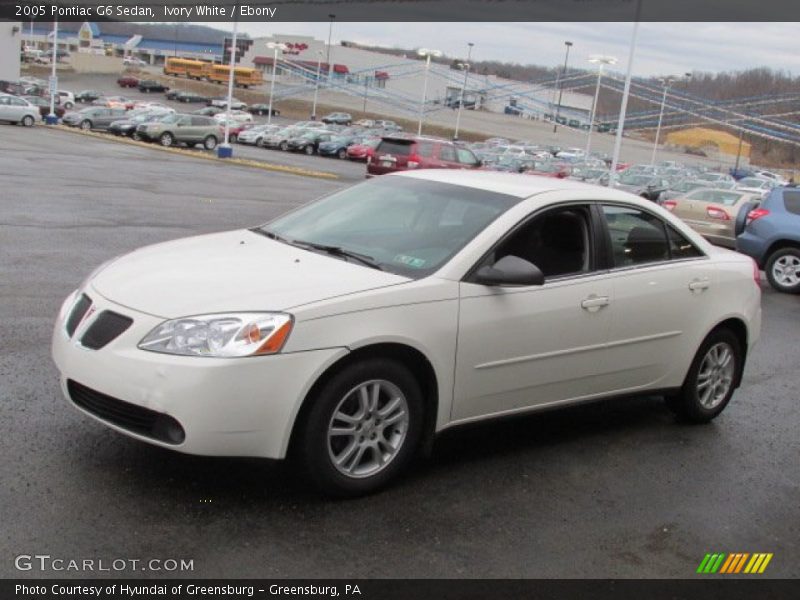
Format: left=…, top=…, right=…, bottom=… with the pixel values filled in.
left=337, top=148, right=347, bottom=159
left=80, top=120, right=92, bottom=130
left=304, top=144, right=315, bottom=155
left=279, top=141, right=288, bottom=151
left=64, top=102, right=73, bottom=109
left=21, top=115, right=35, bottom=127
left=203, top=136, right=218, bottom=151
left=296, top=358, right=424, bottom=497
left=765, top=247, right=800, bottom=293
left=666, top=329, right=742, bottom=422
left=159, top=132, right=174, bottom=147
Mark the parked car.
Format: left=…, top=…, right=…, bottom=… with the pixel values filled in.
left=661, top=179, right=710, bottom=203
left=736, top=186, right=800, bottom=293
left=662, top=188, right=762, bottom=249
left=354, top=118, right=375, bottom=127
left=109, top=111, right=173, bottom=139
left=174, top=91, right=209, bottom=104
left=117, top=75, right=139, bottom=88
left=138, top=80, right=169, bottom=93
left=613, top=172, right=670, bottom=201
left=321, top=112, right=353, bottom=126
left=236, top=124, right=281, bottom=146
left=93, top=96, right=135, bottom=110
left=213, top=110, right=253, bottom=124
left=165, top=89, right=184, bottom=101
left=215, top=120, right=255, bottom=143
left=373, top=119, right=402, bottom=131
left=52, top=171, right=762, bottom=496
left=210, top=97, right=247, bottom=110
left=524, top=160, right=572, bottom=179
left=262, top=127, right=305, bottom=151
left=123, top=56, right=148, bottom=67
left=346, top=137, right=380, bottom=161
left=0, top=94, right=40, bottom=126
left=74, top=90, right=102, bottom=103
left=735, top=177, right=777, bottom=198
left=367, top=136, right=481, bottom=176
left=136, top=113, right=222, bottom=150
left=62, top=107, right=128, bottom=130
left=192, top=106, right=225, bottom=117
left=247, top=103, right=280, bottom=116
left=22, top=95, right=65, bottom=119
left=286, top=130, right=336, bottom=155
left=57, top=90, right=75, bottom=109
left=318, top=135, right=359, bottom=159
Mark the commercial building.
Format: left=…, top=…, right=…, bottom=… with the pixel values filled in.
left=1, top=21, right=22, bottom=81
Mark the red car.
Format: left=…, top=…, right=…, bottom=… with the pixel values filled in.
left=117, top=75, right=139, bottom=88
left=346, top=137, right=380, bottom=162
left=226, top=122, right=255, bottom=144
left=367, top=136, right=481, bottom=176
left=22, top=95, right=65, bottom=119
left=524, top=161, right=571, bottom=179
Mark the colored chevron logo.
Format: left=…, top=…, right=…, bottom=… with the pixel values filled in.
left=696, top=552, right=773, bottom=574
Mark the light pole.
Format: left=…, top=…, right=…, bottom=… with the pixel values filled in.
left=650, top=77, right=675, bottom=166
left=217, top=17, right=239, bottom=158
left=417, top=48, right=442, bottom=136
left=553, top=40, right=573, bottom=133
left=325, top=14, right=335, bottom=83
left=266, top=42, right=287, bottom=126
left=46, top=17, right=58, bottom=125
left=311, top=50, right=323, bottom=120
left=585, top=55, right=616, bottom=156
left=609, top=0, right=643, bottom=185
left=453, top=42, right=474, bottom=141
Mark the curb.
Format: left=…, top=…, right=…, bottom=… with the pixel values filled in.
left=46, top=124, right=340, bottom=181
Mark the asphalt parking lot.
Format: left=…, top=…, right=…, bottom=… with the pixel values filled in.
left=1, top=125, right=798, bottom=579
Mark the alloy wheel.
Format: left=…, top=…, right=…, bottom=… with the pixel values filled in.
left=772, top=255, right=800, bottom=287
left=696, top=342, right=735, bottom=409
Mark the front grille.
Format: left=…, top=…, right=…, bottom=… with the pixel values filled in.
left=67, top=380, right=185, bottom=444
left=65, top=294, right=92, bottom=337
left=80, top=311, right=133, bottom=350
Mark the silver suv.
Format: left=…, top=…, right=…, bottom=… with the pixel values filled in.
left=136, top=114, right=223, bottom=150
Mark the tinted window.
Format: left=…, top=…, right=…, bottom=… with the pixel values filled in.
left=191, top=117, right=211, bottom=126
left=439, top=145, right=457, bottom=162
left=602, top=205, right=669, bottom=267
left=457, top=148, right=480, bottom=166
left=377, top=140, right=411, bottom=156
left=784, top=191, right=800, bottom=215
left=416, top=142, right=434, bottom=157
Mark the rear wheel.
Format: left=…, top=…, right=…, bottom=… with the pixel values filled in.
left=296, top=358, right=424, bottom=497
left=21, top=115, right=35, bottom=127
left=80, top=120, right=92, bottom=130
left=337, top=148, right=347, bottom=159
left=159, top=132, right=174, bottom=147
left=304, top=144, right=315, bottom=155
left=279, top=141, right=288, bottom=151
left=64, top=102, right=73, bottom=109
left=255, top=137, right=263, bottom=147
left=765, top=247, right=800, bottom=293
left=666, top=329, right=741, bottom=422
left=131, top=131, right=142, bottom=141
left=203, top=136, right=218, bottom=151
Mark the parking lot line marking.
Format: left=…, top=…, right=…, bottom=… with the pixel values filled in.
left=46, top=124, right=340, bottom=181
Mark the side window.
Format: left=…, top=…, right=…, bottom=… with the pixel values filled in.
left=782, top=191, right=800, bottom=215
left=439, top=145, right=457, bottom=162
left=0, top=97, right=9, bottom=105
left=178, top=116, right=192, bottom=126
left=666, top=225, right=704, bottom=259
left=416, top=142, right=434, bottom=157
left=602, top=205, right=669, bottom=267
left=489, top=206, right=592, bottom=279
left=10, top=97, right=26, bottom=106
left=457, top=148, right=479, bottom=166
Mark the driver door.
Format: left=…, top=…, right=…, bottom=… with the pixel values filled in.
left=453, top=204, right=614, bottom=421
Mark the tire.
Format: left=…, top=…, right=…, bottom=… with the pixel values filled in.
left=765, top=247, right=800, bottom=293
left=203, top=136, right=218, bottom=151
left=21, top=115, right=35, bottom=127
left=296, top=358, right=424, bottom=497
left=159, top=132, right=174, bottom=147
left=229, top=134, right=238, bottom=144
left=132, top=131, right=142, bottom=141
left=304, top=144, right=315, bottom=155
left=80, top=120, right=92, bottom=130
left=734, top=201, right=759, bottom=237
left=64, top=102, right=73, bottom=109
left=337, top=148, right=347, bottom=159
left=279, top=141, right=288, bottom=151
left=255, top=137, right=263, bottom=147
left=666, top=329, right=742, bottom=423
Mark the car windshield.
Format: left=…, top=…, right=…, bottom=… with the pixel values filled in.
left=257, top=177, right=520, bottom=278
left=619, top=173, right=652, bottom=186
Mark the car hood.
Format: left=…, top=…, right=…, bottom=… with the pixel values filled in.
left=90, top=230, right=409, bottom=318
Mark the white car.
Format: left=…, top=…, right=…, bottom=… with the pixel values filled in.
left=0, top=94, right=40, bottom=126
left=57, top=90, right=75, bottom=109
left=236, top=124, right=280, bottom=146
left=735, top=177, right=777, bottom=198
left=123, top=57, right=148, bottom=67
left=52, top=171, right=761, bottom=496
left=210, top=98, right=247, bottom=110
left=213, top=110, right=253, bottom=124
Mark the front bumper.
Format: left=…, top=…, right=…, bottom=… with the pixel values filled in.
left=52, top=289, right=347, bottom=459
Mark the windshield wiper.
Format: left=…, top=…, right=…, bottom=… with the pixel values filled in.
left=292, top=240, right=383, bottom=270
left=250, top=227, right=292, bottom=245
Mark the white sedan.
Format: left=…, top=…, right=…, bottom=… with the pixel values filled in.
left=52, top=171, right=761, bottom=496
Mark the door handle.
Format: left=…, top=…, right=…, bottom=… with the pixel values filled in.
left=581, top=295, right=610, bottom=312
left=688, top=278, right=711, bottom=292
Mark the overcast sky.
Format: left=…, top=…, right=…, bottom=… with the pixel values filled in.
left=232, top=22, right=798, bottom=78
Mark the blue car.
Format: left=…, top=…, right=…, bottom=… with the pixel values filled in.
left=317, top=135, right=357, bottom=159
left=736, top=186, right=800, bottom=293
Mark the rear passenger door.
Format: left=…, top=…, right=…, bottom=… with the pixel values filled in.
left=437, top=144, right=461, bottom=169
left=598, top=204, right=713, bottom=390
left=457, top=147, right=481, bottom=169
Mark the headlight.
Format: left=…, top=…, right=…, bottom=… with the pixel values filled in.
left=138, top=313, right=293, bottom=358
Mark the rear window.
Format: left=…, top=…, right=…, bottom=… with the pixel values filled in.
left=377, top=140, right=412, bottom=156
left=784, top=191, right=800, bottom=215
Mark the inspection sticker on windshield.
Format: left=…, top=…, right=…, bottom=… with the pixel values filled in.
left=393, top=254, right=427, bottom=268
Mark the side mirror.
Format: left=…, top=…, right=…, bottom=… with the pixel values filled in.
left=474, top=255, right=545, bottom=287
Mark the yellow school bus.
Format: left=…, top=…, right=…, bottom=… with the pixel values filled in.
left=207, top=64, right=264, bottom=88
left=186, top=61, right=212, bottom=80
left=163, top=57, right=206, bottom=77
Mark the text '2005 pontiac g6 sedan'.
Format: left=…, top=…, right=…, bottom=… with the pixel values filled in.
left=52, top=171, right=761, bottom=496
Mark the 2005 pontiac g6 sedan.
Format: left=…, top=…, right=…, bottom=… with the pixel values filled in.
left=53, top=171, right=761, bottom=496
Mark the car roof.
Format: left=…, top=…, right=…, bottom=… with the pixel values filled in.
left=394, top=169, right=606, bottom=199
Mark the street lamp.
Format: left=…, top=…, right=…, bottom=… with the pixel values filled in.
left=46, top=16, right=58, bottom=125
left=311, top=50, right=323, bottom=120
left=325, top=14, right=335, bottom=83
left=585, top=55, right=617, bottom=156
left=453, top=42, right=474, bottom=141
left=552, top=40, right=573, bottom=133
left=650, top=76, right=675, bottom=166
left=266, top=41, right=287, bottom=125
left=217, top=17, right=239, bottom=158
left=417, top=48, right=442, bottom=136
